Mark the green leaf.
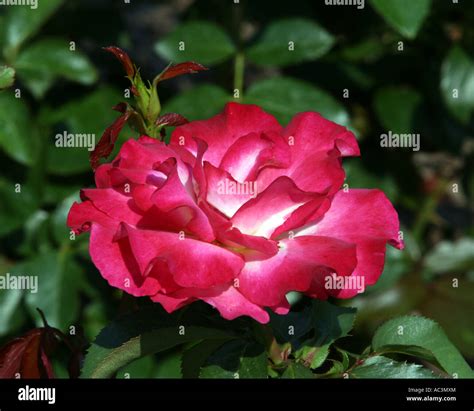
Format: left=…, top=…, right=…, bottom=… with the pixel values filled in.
left=314, top=348, right=350, bottom=378
left=0, top=288, right=24, bottom=336
left=163, top=84, right=231, bottom=123
left=0, top=178, right=38, bottom=237
left=350, top=356, right=437, bottom=378
left=419, top=278, right=474, bottom=358
left=238, top=342, right=268, bottom=379
left=117, top=356, right=156, bottom=379
left=198, top=339, right=268, bottom=379
left=281, top=362, right=314, bottom=379
left=373, top=87, right=422, bottom=134
left=15, top=38, right=98, bottom=99
left=0, top=91, right=37, bottom=165
left=181, top=339, right=229, bottom=378
left=247, top=18, right=334, bottom=66
left=24, top=251, right=85, bottom=330
left=18, top=210, right=51, bottom=256
left=245, top=77, right=349, bottom=126
left=155, top=21, right=235, bottom=65
left=369, top=0, right=431, bottom=39
left=200, top=340, right=246, bottom=379
left=1, top=0, right=64, bottom=60
left=0, top=65, right=15, bottom=89
left=51, top=192, right=81, bottom=245
left=269, top=306, right=313, bottom=346
left=423, top=239, right=474, bottom=278
left=295, top=301, right=356, bottom=369
left=153, top=348, right=183, bottom=378
left=372, top=316, right=474, bottom=378
left=441, top=48, right=474, bottom=124
left=339, top=38, right=386, bottom=63
left=42, top=87, right=123, bottom=175
left=81, top=306, right=235, bottom=378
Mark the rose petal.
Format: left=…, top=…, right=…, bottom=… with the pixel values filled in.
left=238, top=236, right=357, bottom=306
left=170, top=102, right=282, bottom=167
left=297, top=189, right=403, bottom=297
left=231, top=176, right=325, bottom=238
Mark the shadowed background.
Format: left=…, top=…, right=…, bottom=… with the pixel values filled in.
left=0, top=0, right=473, bottom=377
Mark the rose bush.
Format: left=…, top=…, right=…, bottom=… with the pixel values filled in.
left=67, top=102, right=402, bottom=324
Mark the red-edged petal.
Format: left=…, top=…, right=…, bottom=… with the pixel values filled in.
left=238, top=236, right=357, bottom=307
left=297, top=189, right=403, bottom=297
left=231, top=176, right=324, bottom=238
left=151, top=284, right=269, bottom=323
left=148, top=159, right=214, bottom=241
left=89, top=224, right=161, bottom=297
left=81, top=188, right=142, bottom=226
left=67, top=201, right=117, bottom=234
left=150, top=292, right=194, bottom=313
left=219, top=131, right=290, bottom=182
left=117, top=137, right=191, bottom=187
left=284, top=111, right=359, bottom=158
left=118, top=224, right=244, bottom=289
left=204, top=162, right=255, bottom=218
left=201, top=285, right=269, bottom=323
left=169, top=102, right=282, bottom=167
left=256, top=112, right=359, bottom=194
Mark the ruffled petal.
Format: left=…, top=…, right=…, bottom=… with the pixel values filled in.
left=238, top=236, right=357, bottom=306
left=231, top=176, right=325, bottom=238
left=297, top=189, right=403, bottom=297
left=219, top=131, right=290, bottom=182
left=170, top=103, right=282, bottom=167
left=117, top=224, right=245, bottom=289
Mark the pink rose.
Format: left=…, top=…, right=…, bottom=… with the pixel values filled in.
left=68, top=102, right=402, bottom=323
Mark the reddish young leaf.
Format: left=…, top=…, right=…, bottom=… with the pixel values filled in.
left=158, top=61, right=208, bottom=82
left=113, top=102, right=128, bottom=113
left=155, top=113, right=189, bottom=127
left=0, top=328, right=56, bottom=379
left=90, top=107, right=132, bottom=170
left=103, top=46, right=135, bottom=78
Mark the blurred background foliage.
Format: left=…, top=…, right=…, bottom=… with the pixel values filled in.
left=0, top=0, right=473, bottom=377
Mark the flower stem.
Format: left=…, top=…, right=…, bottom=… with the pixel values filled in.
left=233, top=52, right=245, bottom=100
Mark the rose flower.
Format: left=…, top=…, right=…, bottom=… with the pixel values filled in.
left=68, top=103, right=402, bottom=323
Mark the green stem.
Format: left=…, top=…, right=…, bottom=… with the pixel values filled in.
left=233, top=52, right=245, bottom=100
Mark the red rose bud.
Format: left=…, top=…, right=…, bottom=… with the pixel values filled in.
left=156, top=61, right=208, bottom=82
left=156, top=113, right=189, bottom=127
left=90, top=105, right=132, bottom=170
left=103, top=46, right=135, bottom=78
